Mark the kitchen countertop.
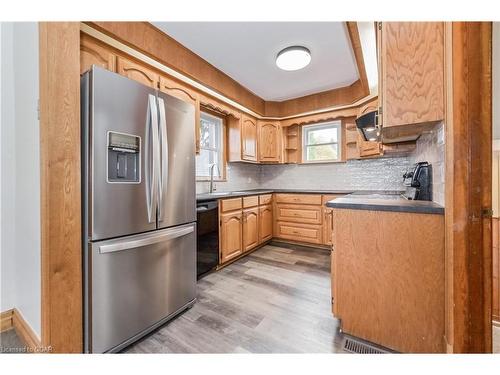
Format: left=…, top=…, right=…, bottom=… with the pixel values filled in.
left=326, top=193, right=444, bottom=215
left=196, top=189, right=404, bottom=202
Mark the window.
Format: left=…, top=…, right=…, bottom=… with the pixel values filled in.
left=302, top=121, right=342, bottom=163
left=196, top=111, right=224, bottom=180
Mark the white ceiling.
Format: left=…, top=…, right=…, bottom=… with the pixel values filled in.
left=152, top=22, right=359, bottom=101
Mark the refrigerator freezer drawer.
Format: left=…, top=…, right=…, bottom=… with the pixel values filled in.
left=85, top=223, right=197, bottom=353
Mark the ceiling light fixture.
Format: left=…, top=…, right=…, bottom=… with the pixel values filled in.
left=276, top=46, right=311, bottom=71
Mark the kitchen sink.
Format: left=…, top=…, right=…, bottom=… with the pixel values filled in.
left=207, top=192, right=232, bottom=196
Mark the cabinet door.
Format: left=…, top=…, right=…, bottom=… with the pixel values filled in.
left=243, top=207, right=259, bottom=252
left=381, top=22, right=444, bottom=128
left=258, top=121, right=281, bottom=162
left=159, top=76, right=201, bottom=154
left=220, top=211, right=243, bottom=264
left=241, top=115, right=258, bottom=161
left=116, top=56, right=160, bottom=89
left=259, top=204, right=273, bottom=244
left=80, top=34, right=116, bottom=74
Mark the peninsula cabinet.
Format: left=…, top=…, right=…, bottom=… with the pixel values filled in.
left=378, top=22, right=445, bottom=143
left=258, top=120, right=282, bottom=163
left=331, top=208, right=445, bottom=353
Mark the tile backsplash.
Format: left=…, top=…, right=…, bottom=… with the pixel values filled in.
left=259, top=157, right=411, bottom=191
left=410, top=122, right=445, bottom=206
left=197, top=157, right=412, bottom=193
left=196, top=162, right=261, bottom=194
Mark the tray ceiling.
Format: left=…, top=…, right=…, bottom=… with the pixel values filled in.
left=152, top=22, right=359, bottom=102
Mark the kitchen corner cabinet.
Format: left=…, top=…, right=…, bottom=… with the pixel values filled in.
left=159, top=76, right=201, bottom=154
left=243, top=207, right=259, bottom=252
left=378, top=22, right=444, bottom=143
left=219, top=211, right=243, bottom=263
left=258, top=121, right=282, bottom=163
left=228, top=114, right=258, bottom=162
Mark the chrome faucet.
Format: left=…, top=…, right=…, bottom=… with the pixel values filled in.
left=209, top=163, right=220, bottom=193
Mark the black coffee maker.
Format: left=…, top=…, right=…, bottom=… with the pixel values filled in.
left=403, top=162, right=432, bottom=201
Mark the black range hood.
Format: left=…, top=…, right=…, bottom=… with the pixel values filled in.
left=355, top=110, right=380, bottom=142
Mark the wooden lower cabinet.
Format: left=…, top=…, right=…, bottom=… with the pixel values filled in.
left=219, top=211, right=243, bottom=263
left=259, top=204, right=273, bottom=243
left=243, top=207, right=259, bottom=252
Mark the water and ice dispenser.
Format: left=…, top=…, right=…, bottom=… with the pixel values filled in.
left=107, top=131, right=141, bottom=183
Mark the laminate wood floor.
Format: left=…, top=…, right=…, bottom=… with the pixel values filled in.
left=125, top=243, right=347, bottom=353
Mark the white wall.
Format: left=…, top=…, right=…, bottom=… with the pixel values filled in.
left=0, top=22, right=41, bottom=339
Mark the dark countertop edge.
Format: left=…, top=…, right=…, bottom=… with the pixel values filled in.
left=196, top=189, right=404, bottom=202
left=326, top=199, right=445, bottom=215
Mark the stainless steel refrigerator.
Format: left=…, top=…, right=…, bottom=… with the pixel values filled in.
left=81, top=66, right=196, bottom=353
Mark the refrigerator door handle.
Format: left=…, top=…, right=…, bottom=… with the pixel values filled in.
left=145, top=94, right=159, bottom=223
left=98, top=225, right=195, bottom=254
left=157, top=97, right=168, bottom=222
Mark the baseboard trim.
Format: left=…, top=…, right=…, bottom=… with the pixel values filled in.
left=1, top=308, right=41, bottom=350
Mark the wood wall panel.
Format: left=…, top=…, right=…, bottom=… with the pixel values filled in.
left=333, top=209, right=445, bottom=353
left=445, top=22, right=492, bottom=353
left=40, top=22, right=82, bottom=353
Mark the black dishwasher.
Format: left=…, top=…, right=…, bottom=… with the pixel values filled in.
left=196, top=200, right=219, bottom=278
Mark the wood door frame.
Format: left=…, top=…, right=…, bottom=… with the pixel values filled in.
left=445, top=22, right=493, bottom=353
left=39, top=22, right=82, bottom=353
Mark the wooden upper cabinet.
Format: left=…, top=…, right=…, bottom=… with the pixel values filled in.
left=116, top=56, right=160, bottom=89
left=259, top=204, right=273, bottom=244
left=220, top=211, right=243, bottom=264
left=379, top=22, right=444, bottom=142
left=258, top=121, right=281, bottom=163
left=80, top=34, right=116, bottom=74
left=159, top=75, right=201, bottom=154
left=243, top=207, right=259, bottom=252
left=241, top=115, right=258, bottom=162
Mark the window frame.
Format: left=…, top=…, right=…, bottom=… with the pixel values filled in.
left=196, top=109, right=227, bottom=181
left=301, top=120, right=343, bottom=164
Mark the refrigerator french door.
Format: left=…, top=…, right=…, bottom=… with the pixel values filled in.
left=82, top=66, right=196, bottom=353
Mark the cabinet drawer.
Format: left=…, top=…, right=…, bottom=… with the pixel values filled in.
left=276, top=204, right=322, bottom=225
left=243, top=195, right=259, bottom=208
left=259, top=194, right=273, bottom=205
left=275, top=222, right=322, bottom=244
left=274, top=193, right=322, bottom=205
left=220, top=198, right=242, bottom=212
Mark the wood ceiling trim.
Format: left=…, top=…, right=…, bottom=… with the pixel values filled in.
left=346, top=21, right=370, bottom=94
left=87, top=21, right=266, bottom=115
left=84, top=22, right=371, bottom=119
